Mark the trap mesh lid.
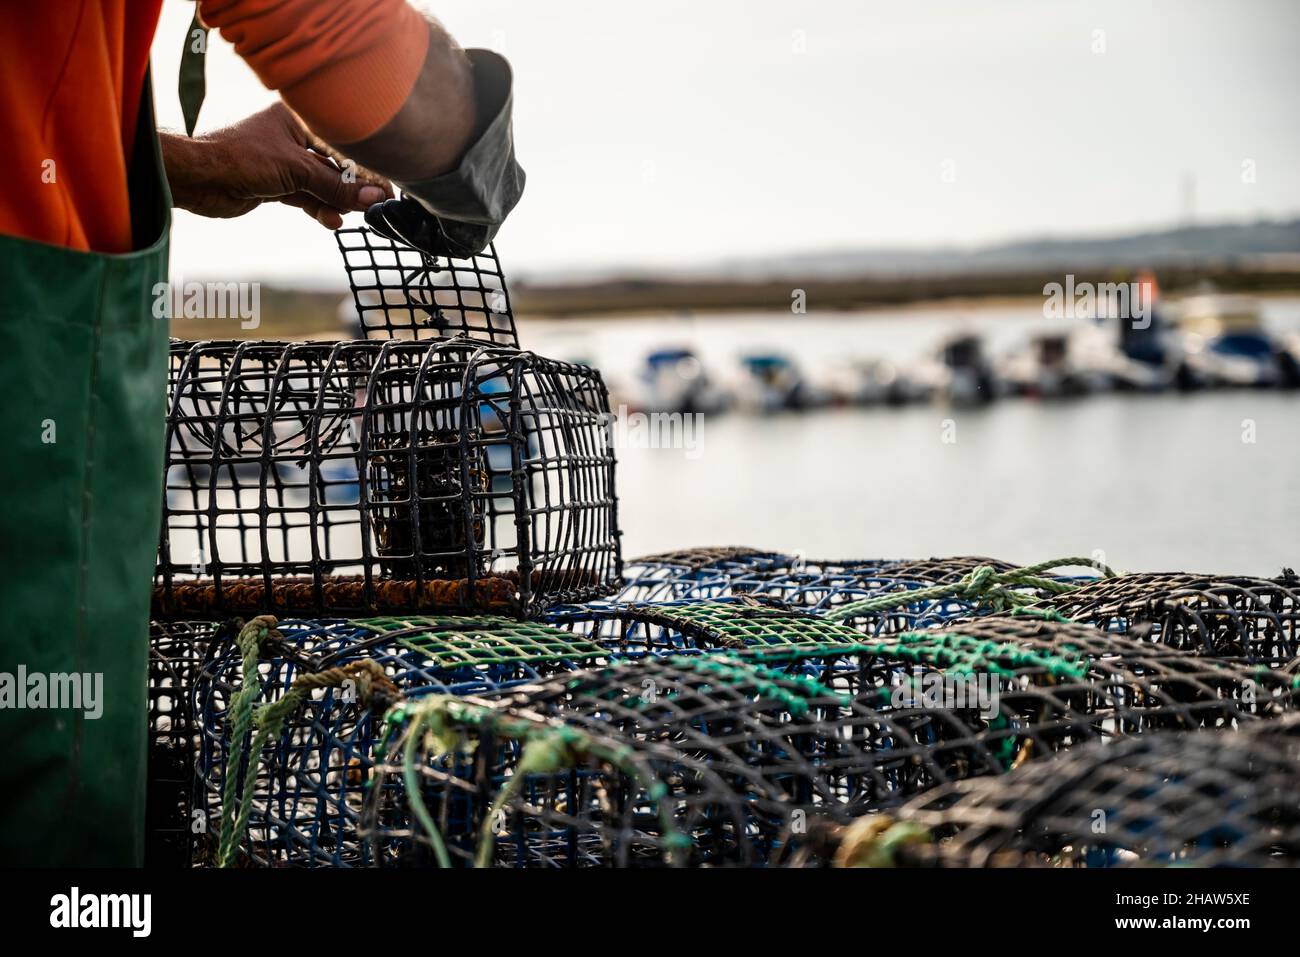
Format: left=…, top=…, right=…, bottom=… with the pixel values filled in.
left=336, top=226, right=518, bottom=346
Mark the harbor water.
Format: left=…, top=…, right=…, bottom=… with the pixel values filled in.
left=525, top=296, right=1300, bottom=574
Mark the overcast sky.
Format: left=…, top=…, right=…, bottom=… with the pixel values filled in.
left=151, top=0, right=1300, bottom=285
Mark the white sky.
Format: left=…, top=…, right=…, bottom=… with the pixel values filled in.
left=151, top=0, right=1300, bottom=285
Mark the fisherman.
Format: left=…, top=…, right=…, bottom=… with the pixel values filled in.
left=0, top=1, right=523, bottom=866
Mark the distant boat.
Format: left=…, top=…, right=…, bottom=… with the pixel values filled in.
left=908, top=332, right=1000, bottom=406
left=633, top=348, right=731, bottom=414
left=734, top=352, right=827, bottom=413
left=822, top=358, right=925, bottom=406
left=998, top=332, right=1110, bottom=398
left=1066, top=290, right=1200, bottom=393
left=1175, top=294, right=1300, bottom=389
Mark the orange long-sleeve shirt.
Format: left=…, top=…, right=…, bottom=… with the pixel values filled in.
left=0, top=0, right=427, bottom=254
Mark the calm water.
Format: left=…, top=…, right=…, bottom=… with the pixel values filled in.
left=525, top=298, right=1300, bottom=575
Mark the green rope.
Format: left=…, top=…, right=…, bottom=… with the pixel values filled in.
left=826, top=557, right=1116, bottom=623
left=216, top=617, right=398, bottom=868
left=216, top=616, right=277, bottom=868
left=386, top=696, right=689, bottom=868
left=668, top=654, right=851, bottom=712
left=739, top=632, right=1090, bottom=683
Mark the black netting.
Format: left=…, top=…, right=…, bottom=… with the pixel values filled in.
left=1046, top=572, right=1300, bottom=665
left=878, top=722, right=1300, bottom=867
left=146, top=619, right=218, bottom=867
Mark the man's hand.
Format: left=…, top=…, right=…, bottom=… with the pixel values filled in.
left=160, top=103, right=393, bottom=229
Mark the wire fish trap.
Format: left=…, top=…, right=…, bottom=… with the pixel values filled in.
left=146, top=619, right=221, bottom=867
left=195, top=614, right=631, bottom=867
left=812, top=557, right=1110, bottom=634
left=155, top=337, right=621, bottom=619
left=615, top=552, right=1098, bottom=635
left=741, top=615, right=1298, bottom=746
left=854, top=723, right=1300, bottom=868
left=614, top=547, right=798, bottom=603
left=362, top=654, right=1019, bottom=868
left=731, top=563, right=1032, bottom=634
left=882, top=556, right=1019, bottom=584
left=336, top=226, right=518, bottom=345
left=1044, top=572, right=1300, bottom=666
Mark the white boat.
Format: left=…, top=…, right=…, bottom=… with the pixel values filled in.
left=1174, top=294, right=1300, bottom=388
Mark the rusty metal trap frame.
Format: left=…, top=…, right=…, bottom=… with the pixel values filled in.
left=864, top=723, right=1300, bottom=868
left=335, top=226, right=518, bottom=345
left=195, top=613, right=647, bottom=867
left=1044, top=572, right=1300, bottom=666
left=360, top=654, right=1025, bottom=868
left=155, top=337, right=621, bottom=620
left=146, top=619, right=221, bottom=867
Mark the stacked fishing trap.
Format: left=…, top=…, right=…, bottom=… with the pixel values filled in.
left=157, top=229, right=620, bottom=619
left=147, top=223, right=1300, bottom=868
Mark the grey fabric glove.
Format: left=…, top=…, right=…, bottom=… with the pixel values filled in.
left=366, top=49, right=525, bottom=258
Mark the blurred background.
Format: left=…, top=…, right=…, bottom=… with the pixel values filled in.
left=152, top=0, right=1300, bottom=573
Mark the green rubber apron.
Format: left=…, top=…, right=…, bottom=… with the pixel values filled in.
left=0, top=73, right=169, bottom=866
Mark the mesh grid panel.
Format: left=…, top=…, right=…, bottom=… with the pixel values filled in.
left=336, top=227, right=518, bottom=345
left=156, top=338, right=620, bottom=618
left=1045, top=572, right=1300, bottom=666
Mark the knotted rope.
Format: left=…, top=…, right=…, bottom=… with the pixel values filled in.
left=831, top=815, right=932, bottom=868
left=826, top=557, right=1116, bottom=623
left=381, top=696, right=689, bottom=868
left=216, top=616, right=400, bottom=867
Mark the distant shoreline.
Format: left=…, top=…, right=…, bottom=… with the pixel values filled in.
left=167, top=267, right=1300, bottom=341
left=509, top=266, right=1300, bottom=319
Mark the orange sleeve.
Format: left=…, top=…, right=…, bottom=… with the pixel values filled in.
left=198, top=0, right=429, bottom=144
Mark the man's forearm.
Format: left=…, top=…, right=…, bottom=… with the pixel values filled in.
left=202, top=0, right=524, bottom=253
left=332, top=22, right=476, bottom=184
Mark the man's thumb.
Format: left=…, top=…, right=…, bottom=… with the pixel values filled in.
left=295, top=152, right=363, bottom=209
